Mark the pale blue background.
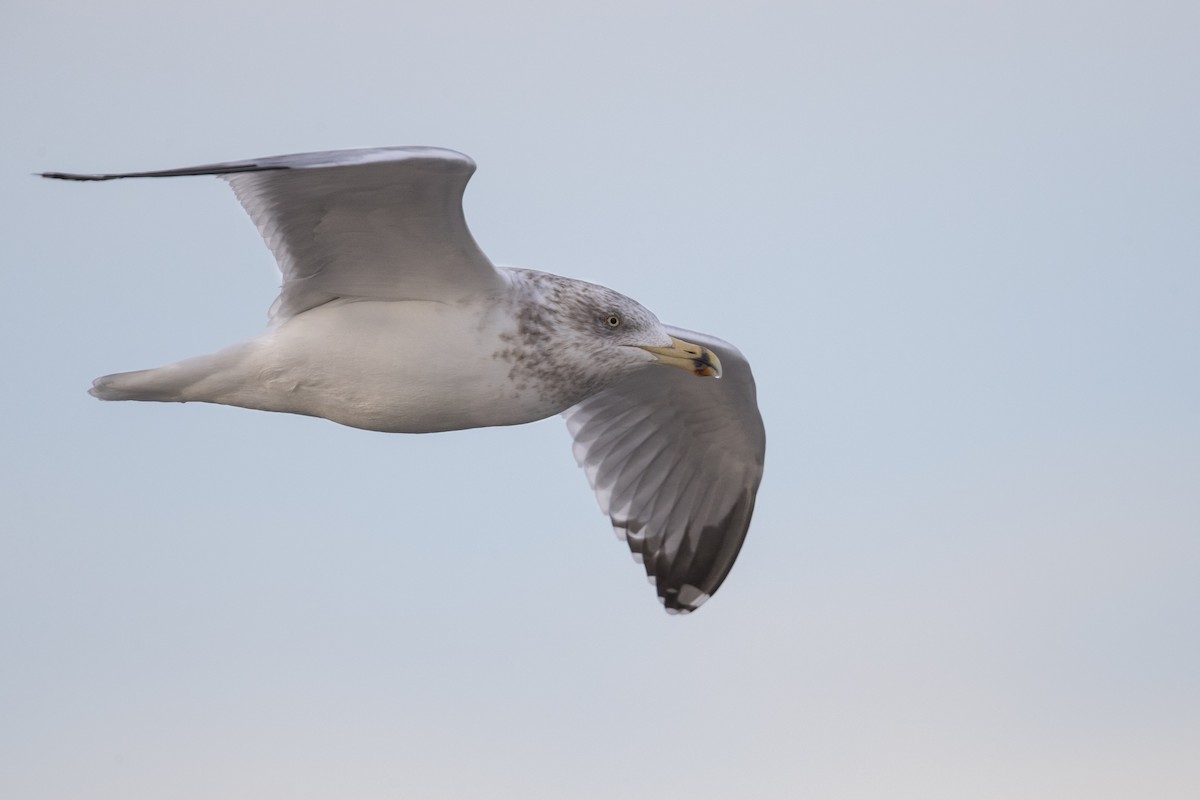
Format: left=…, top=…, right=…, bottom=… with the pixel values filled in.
left=3, top=1, right=1198, bottom=798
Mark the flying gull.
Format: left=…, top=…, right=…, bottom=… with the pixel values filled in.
left=43, top=147, right=765, bottom=613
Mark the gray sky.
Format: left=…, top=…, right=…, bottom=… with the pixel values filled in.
left=3, top=1, right=1198, bottom=798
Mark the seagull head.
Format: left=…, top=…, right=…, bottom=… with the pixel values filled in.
left=531, top=273, right=722, bottom=381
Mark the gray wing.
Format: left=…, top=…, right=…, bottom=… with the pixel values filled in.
left=42, top=147, right=504, bottom=320
left=562, top=326, right=765, bottom=614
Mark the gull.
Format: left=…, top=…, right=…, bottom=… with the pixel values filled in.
left=43, top=147, right=766, bottom=613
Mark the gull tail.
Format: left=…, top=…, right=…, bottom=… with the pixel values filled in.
left=90, top=368, right=191, bottom=402
left=89, top=346, right=257, bottom=404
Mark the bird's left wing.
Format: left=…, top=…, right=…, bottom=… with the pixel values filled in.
left=42, top=147, right=505, bottom=321
left=563, top=326, right=765, bottom=613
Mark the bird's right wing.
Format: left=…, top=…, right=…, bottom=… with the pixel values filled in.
left=563, top=326, right=765, bottom=613
left=42, top=147, right=506, bottom=321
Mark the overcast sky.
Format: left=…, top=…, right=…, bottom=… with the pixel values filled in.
left=2, top=1, right=1198, bottom=798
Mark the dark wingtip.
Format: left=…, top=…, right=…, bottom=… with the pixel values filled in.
left=38, top=163, right=287, bottom=182
left=39, top=171, right=112, bottom=181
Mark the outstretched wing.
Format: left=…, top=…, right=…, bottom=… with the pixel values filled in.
left=563, top=326, right=765, bottom=613
left=43, top=147, right=505, bottom=320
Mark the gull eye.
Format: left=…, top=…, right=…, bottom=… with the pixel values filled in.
left=606, top=314, right=622, bottom=328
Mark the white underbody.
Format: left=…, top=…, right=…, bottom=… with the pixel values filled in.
left=97, top=297, right=568, bottom=433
